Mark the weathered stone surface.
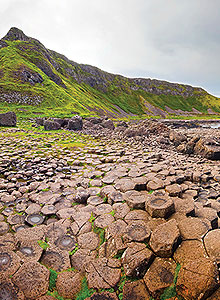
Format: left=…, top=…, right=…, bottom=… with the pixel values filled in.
left=0, top=112, right=16, bottom=126
left=0, top=250, right=21, bottom=280
left=0, top=279, right=25, bottom=300
left=124, top=190, right=146, bottom=209
left=70, top=248, right=97, bottom=272
left=86, top=258, right=121, bottom=289
left=174, top=240, right=207, bottom=266
left=40, top=248, right=71, bottom=272
left=56, top=270, right=82, bottom=299
left=149, top=219, right=180, bottom=257
left=204, top=229, right=220, bottom=263
left=12, top=262, right=50, bottom=299
left=177, top=216, right=209, bottom=240
left=85, top=291, right=118, bottom=300
left=78, top=232, right=100, bottom=250
left=194, top=138, right=220, bottom=160
left=123, top=280, right=151, bottom=300
left=122, top=242, right=154, bottom=277
left=145, top=195, right=175, bottom=218
left=176, top=258, right=219, bottom=300
left=144, top=257, right=177, bottom=298
left=123, top=220, right=151, bottom=243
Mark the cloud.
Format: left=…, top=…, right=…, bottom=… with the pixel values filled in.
left=0, top=0, right=220, bottom=95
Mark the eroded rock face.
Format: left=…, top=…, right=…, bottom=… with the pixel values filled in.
left=123, top=280, right=151, bottom=300
left=56, top=270, right=82, bottom=299
left=67, top=115, right=83, bottom=130
left=12, top=262, right=50, bottom=299
left=0, top=112, right=16, bottom=127
left=0, top=279, right=25, bottom=300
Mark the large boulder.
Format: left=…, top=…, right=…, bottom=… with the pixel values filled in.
left=0, top=112, right=16, bottom=126
left=44, top=120, right=61, bottom=130
left=194, top=138, right=220, bottom=160
left=53, top=118, right=69, bottom=127
left=67, top=115, right=83, bottom=130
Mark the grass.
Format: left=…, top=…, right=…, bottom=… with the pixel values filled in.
left=76, top=277, right=96, bottom=300
left=0, top=38, right=220, bottom=120
left=37, top=240, right=49, bottom=250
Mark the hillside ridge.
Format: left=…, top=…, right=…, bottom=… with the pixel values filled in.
left=0, top=27, right=219, bottom=118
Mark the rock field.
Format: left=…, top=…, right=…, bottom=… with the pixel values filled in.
left=1, top=117, right=220, bottom=300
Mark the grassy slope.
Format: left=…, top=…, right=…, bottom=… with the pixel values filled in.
left=0, top=39, right=220, bottom=119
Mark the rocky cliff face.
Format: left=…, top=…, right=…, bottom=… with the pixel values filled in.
left=0, top=27, right=219, bottom=117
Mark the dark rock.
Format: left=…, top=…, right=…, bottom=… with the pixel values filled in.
left=44, top=120, right=61, bottom=130
left=53, top=118, right=69, bottom=127
left=101, top=119, right=115, bottom=130
left=0, top=112, right=17, bottom=126
left=67, top=115, right=83, bottom=130
left=194, top=138, right=220, bottom=160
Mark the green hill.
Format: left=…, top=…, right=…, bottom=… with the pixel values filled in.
left=0, top=27, right=220, bottom=119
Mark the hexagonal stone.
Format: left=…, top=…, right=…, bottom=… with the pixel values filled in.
left=86, top=258, right=121, bottom=289
left=113, top=202, right=130, bottom=219
left=176, top=258, right=219, bottom=300
left=7, top=214, right=25, bottom=225
left=204, top=229, right=220, bottom=263
left=0, top=250, right=21, bottom=280
left=173, top=197, right=195, bottom=216
left=0, top=279, right=25, bottom=300
left=144, top=257, right=177, bottom=298
left=0, top=233, right=15, bottom=250
left=147, top=178, right=164, bottom=191
left=12, top=261, right=49, bottom=299
left=15, top=225, right=45, bottom=243
left=17, top=240, right=43, bottom=262
left=124, top=190, right=146, bottom=209
left=70, top=248, right=97, bottom=272
left=54, top=234, right=77, bottom=251
left=94, top=214, right=115, bottom=228
left=177, top=216, right=209, bottom=240
left=56, top=270, right=82, bottom=299
left=25, top=213, right=45, bottom=226
left=145, top=195, right=175, bottom=218
left=94, top=204, right=112, bottom=216
left=106, top=219, right=127, bottom=239
left=40, top=247, right=71, bottom=272
left=195, top=207, right=218, bottom=229
left=123, top=280, right=151, bottom=300
left=165, top=184, right=182, bottom=197
left=123, top=220, right=151, bottom=243
left=78, top=232, right=100, bottom=250
left=114, top=178, right=135, bottom=193
left=99, top=235, right=126, bottom=258
left=149, top=219, right=180, bottom=257
left=124, top=210, right=150, bottom=223
left=174, top=240, right=207, bottom=266
left=122, top=242, right=154, bottom=277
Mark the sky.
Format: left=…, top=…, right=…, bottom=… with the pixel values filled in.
left=1, top=0, right=220, bottom=96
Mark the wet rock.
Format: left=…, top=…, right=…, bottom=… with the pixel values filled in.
left=12, top=261, right=50, bottom=299
left=25, top=213, right=45, bottom=226
left=70, top=248, right=97, bottom=272
left=149, top=219, right=180, bottom=257
left=17, top=240, right=43, bottom=262
left=85, top=291, right=118, bottom=300
left=40, top=248, right=71, bottom=272
left=124, top=190, right=146, bottom=209
left=0, top=112, right=16, bottom=127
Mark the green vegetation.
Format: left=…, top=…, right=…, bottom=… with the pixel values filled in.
left=76, top=277, right=96, bottom=300
left=37, top=240, right=49, bottom=250
left=49, top=269, right=58, bottom=291
left=0, top=32, right=220, bottom=119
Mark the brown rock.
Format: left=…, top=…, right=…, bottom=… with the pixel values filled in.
left=123, top=220, right=151, bottom=243
left=12, top=261, right=49, bottom=299
left=144, top=257, right=177, bottom=298
left=149, top=219, right=180, bottom=257
left=122, top=242, right=154, bottom=277
left=174, top=240, right=207, bottom=266
left=123, top=280, right=151, bottom=300
left=86, top=258, right=121, bottom=289
left=78, top=232, right=100, bottom=250
left=85, top=291, right=118, bottom=300
left=0, top=279, right=24, bottom=300
left=0, top=250, right=21, bottom=280
left=145, top=195, right=175, bottom=218
left=176, top=258, right=219, bottom=300
left=124, top=190, right=146, bottom=209
left=178, top=216, right=209, bottom=240
left=40, top=247, right=71, bottom=272
left=56, top=270, right=82, bottom=298
left=206, top=288, right=220, bottom=300
left=204, top=229, right=220, bottom=263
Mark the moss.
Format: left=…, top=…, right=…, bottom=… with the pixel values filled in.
left=76, top=277, right=96, bottom=300
left=49, top=269, right=58, bottom=291
left=37, top=240, right=49, bottom=250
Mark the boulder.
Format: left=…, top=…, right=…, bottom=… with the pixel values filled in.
left=0, top=112, right=16, bottom=126
left=101, top=119, right=115, bottom=130
left=169, top=130, right=187, bottom=146
left=194, top=138, right=220, bottom=160
left=67, top=115, right=83, bottom=130
left=44, top=120, right=61, bottom=130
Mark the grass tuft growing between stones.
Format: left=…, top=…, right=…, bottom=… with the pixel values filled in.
left=76, top=277, right=96, bottom=300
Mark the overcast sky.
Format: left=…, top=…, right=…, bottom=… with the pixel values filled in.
left=1, top=0, right=220, bottom=96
